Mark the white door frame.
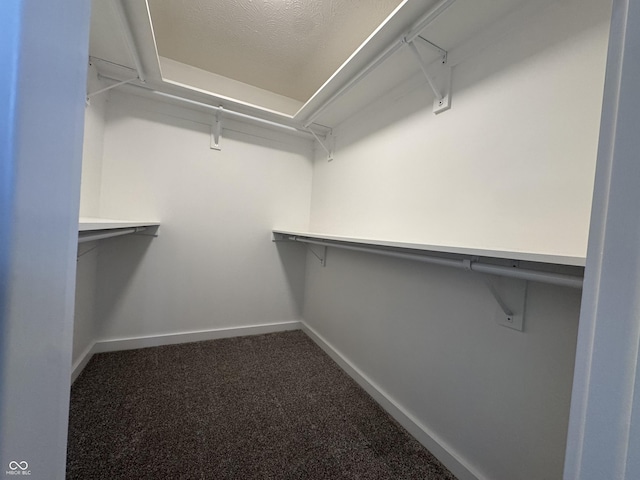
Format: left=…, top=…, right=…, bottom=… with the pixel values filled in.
left=564, top=0, right=640, bottom=478
left=0, top=1, right=91, bottom=478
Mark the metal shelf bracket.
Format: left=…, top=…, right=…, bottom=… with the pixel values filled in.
left=308, top=245, right=327, bottom=267
left=463, top=259, right=527, bottom=330
left=273, top=232, right=327, bottom=266
left=211, top=109, right=222, bottom=151
left=485, top=278, right=527, bottom=331
left=86, top=75, right=138, bottom=105
left=416, top=35, right=448, bottom=65
left=407, top=39, right=452, bottom=114
left=468, top=260, right=528, bottom=331
left=309, top=129, right=334, bottom=161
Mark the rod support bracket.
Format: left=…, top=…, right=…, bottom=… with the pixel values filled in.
left=433, top=67, right=452, bottom=114
left=309, top=129, right=334, bottom=161
left=211, top=108, right=222, bottom=151
left=308, top=245, right=327, bottom=267
left=407, top=40, right=452, bottom=114
left=481, top=276, right=528, bottom=331
left=272, top=233, right=326, bottom=266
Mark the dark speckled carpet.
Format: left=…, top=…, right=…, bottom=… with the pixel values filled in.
left=67, top=330, right=456, bottom=479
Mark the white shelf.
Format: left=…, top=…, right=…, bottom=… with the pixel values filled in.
left=273, top=229, right=585, bottom=267
left=79, top=217, right=160, bottom=232
left=273, top=228, right=584, bottom=288
left=78, top=217, right=160, bottom=244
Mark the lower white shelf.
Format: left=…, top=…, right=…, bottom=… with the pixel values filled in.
left=273, top=229, right=585, bottom=289
left=78, top=217, right=160, bottom=243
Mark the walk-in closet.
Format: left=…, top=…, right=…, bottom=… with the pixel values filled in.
left=3, top=0, right=639, bottom=479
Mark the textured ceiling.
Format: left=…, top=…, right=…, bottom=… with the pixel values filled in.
left=147, top=0, right=404, bottom=102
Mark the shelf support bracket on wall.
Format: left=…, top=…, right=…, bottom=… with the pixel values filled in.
left=308, top=245, right=327, bottom=267
left=464, top=259, right=527, bottom=331
left=416, top=35, right=448, bottom=65
left=211, top=109, right=222, bottom=151
left=309, top=129, right=334, bottom=161
left=407, top=40, right=452, bottom=114
left=273, top=232, right=327, bottom=266
left=86, top=75, right=138, bottom=105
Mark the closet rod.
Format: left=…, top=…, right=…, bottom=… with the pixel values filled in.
left=150, top=90, right=316, bottom=138
left=78, top=227, right=144, bottom=244
left=303, top=0, right=456, bottom=127
left=290, top=236, right=584, bottom=289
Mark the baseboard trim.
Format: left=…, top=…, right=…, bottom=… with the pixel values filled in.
left=301, top=322, right=486, bottom=480
left=71, top=342, right=98, bottom=384
left=71, top=321, right=302, bottom=382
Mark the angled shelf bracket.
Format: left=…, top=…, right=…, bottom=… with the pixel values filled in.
left=416, top=35, right=448, bottom=65
left=309, top=129, right=334, bottom=161
left=406, top=39, right=452, bottom=114
left=210, top=108, right=222, bottom=151
left=308, top=245, right=328, bottom=267
left=273, top=232, right=327, bottom=266
left=485, top=278, right=527, bottom=331
left=464, top=259, right=528, bottom=331
left=86, top=75, right=138, bottom=105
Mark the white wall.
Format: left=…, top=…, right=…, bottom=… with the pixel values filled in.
left=80, top=64, right=107, bottom=217
left=304, top=252, right=582, bottom=480
left=160, top=56, right=303, bottom=116
left=310, top=0, right=611, bottom=260
left=88, top=92, right=312, bottom=341
left=73, top=65, right=106, bottom=370
left=73, top=245, right=100, bottom=371
left=0, top=0, right=91, bottom=477
left=303, top=0, right=611, bottom=479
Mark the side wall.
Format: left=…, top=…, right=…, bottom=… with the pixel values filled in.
left=90, top=92, right=312, bottom=343
left=80, top=63, right=107, bottom=218
left=0, top=0, right=91, bottom=477
left=73, top=64, right=106, bottom=370
left=311, top=0, right=611, bottom=259
left=304, top=1, right=611, bottom=479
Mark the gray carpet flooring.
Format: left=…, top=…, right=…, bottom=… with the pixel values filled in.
left=67, top=330, right=457, bottom=479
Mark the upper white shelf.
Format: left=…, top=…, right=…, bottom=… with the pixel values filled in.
left=273, top=229, right=586, bottom=268
left=79, top=217, right=160, bottom=232
left=89, top=0, right=533, bottom=129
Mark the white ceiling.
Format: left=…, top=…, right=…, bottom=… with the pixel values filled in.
left=147, top=0, right=404, bottom=102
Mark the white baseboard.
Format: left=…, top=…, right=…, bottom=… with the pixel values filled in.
left=301, top=322, right=486, bottom=480
left=71, top=342, right=98, bottom=384
left=71, top=321, right=302, bottom=383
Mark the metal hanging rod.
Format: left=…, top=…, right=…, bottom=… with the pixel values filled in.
left=78, top=227, right=146, bottom=244
left=279, top=235, right=584, bottom=289
left=150, top=90, right=316, bottom=137
left=95, top=71, right=320, bottom=138
left=303, top=0, right=456, bottom=127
